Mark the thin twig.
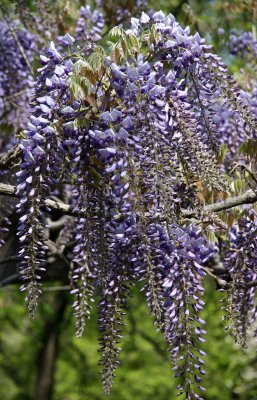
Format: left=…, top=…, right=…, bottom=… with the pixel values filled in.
left=0, top=145, right=21, bottom=169
left=204, top=266, right=228, bottom=288
left=0, top=273, right=20, bottom=287
left=4, top=89, right=29, bottom=101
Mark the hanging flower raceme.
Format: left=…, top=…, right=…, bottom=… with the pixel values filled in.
left=75, top=5, right=104, bottom=54
left=223, top=214, right=257, bottom=348
left=0, top=20, right=36, bottom=132
left=16, top=41, right=77, bottom=318
left=229, top=29, right=257, bottom=61
left=158, top=224, right=215, bottom=399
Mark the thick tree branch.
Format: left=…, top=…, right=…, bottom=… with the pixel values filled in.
left=0, top=182, right=77, bottom=216
left=204, top=190, right=257, bottom=212
left=0, top=183, right=256, bottom=217
left=183, top=189, right=257, bottom=217
left=0, top=183, right=16, bottom=197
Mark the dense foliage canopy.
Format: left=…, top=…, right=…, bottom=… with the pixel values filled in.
left=0, top=1, right=257, bottom=399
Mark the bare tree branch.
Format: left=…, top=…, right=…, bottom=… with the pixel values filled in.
left=0, top=183, right=16, bottom=197
left=0, top=182, right=77, bottom=216
left=204, top=266, right=257, bottom=290
left=205, top=190, right=257, bottom=212
left=204, top=266, right=228, bottom=288
left=183, top=190, right=257, bottom=216
left=0, top=183, right=256, bottom=217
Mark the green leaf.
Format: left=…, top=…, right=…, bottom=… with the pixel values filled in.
left=238, top=139, right=257, bottom=159
left=73, top=116, right=89, bottom=129
left=94, top=45, right=105, bottom=57
left=89, top=166, right=103, bottom=188
left=88, top=53, right=103, bottom=72
left=74, top=59, right=93, bottom=73
left=70, top=75, right=92, bottom=99
left=217, top=143, right=227, bottom=164
left=230, top=178, right=246, bottom=194
left=109, top=26, right=124, bottom=38
left=206, top=230, right=219, bottom=243
left=149, top=24, right=159, bottom=44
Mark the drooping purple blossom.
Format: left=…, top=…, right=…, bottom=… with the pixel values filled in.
left=75, top=5, right=104, bottom=54
left=16, top=41, right=76, bottom=318
left=223, top=213, right=257, bottom=347
left=158, top=224, right=215, bottom=398
left=0, top=20, right=36, bottom=132
left=229, top=29, right=257, bottom=60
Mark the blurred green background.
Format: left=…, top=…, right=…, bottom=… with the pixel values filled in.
left=1, top=0, right=257, bottom=399
left=1, top=282, right=257, bottom=400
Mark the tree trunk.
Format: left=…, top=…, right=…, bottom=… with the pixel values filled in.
left=34, top=293, right=68, bottom=400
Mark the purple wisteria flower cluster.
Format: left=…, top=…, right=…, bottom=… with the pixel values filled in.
left=16, top=41, right=75, bottom=317
left=97, top=0, right=148, bottom=26
left=229, top=29, right=257, bottom=60
left=162, top=225, right=214, bottom=398
left=0, top=20, right=36, bottom=131
left=0, top=19, right=39, bottom=253
left=223, top=213, right=257, bottom=348
left=10, top=8, right=257, bottom=399
left=75, top=5, right=104, bottom=54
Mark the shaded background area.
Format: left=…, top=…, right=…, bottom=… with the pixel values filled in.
left=1, top=0, right=257, bottom=399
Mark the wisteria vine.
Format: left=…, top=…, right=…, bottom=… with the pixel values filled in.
left=0, top=5, right=257, bottom=400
